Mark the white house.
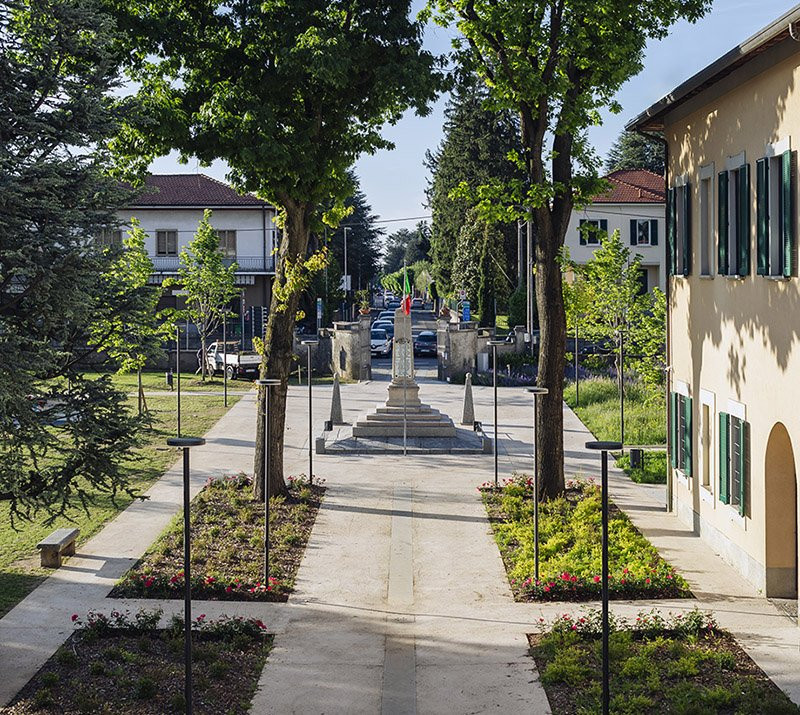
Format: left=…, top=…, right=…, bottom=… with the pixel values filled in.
left=109, top=174, right=278, bottom=318
left=565, top=169, right=666, bottom=292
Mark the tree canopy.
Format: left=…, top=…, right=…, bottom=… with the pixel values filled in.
left=382, top=221, right=431, bottom=274
left=0, top=0, right=146, bottom=520
left=605, top=131, right=665, bottom=175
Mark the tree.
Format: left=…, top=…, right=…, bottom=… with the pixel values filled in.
left=111, top=1, right=444, bottom=498
left=404, top=221, right=431, bottom=265
left=427, top=0, right=709, bottom=497
left=172, top=210, right=239, bottom=381
left=90, top=218, right=167, bottom=414
left=605, top=131, right=665, bottom=175
left=0, top=0, right=146, bottom=521
left=383, top=228, right=415, bottom=274
left=425, top=72, right=523, bottom=295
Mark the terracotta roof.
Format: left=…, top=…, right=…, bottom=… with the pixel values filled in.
left=592, top=169, right=665, bottom=204
left=128, top=174, right=271, bottom=208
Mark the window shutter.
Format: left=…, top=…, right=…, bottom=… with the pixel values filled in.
left=756, top=158, right=768, bottom=275
left=718, top=172, right=729, bottom=275
left=782, top=150, right=793, bottom=277
left=683, top=184, right=692, bottom=276
left=738, top=420, right=748, bottom=517
left=683, top=396, right=692, bottom=477
left=579, top=220, right=587, bottom=246
left=668, top=188, right=677, bottom=275
left=650, top=219, right=658, bottom=246
left=738, top=164, right=751, bottom=276
left=719, top=412, right=730, bottom=504
left=670, top=392, right=678, bottom=468
left=630, top=219, right=638, bottom=246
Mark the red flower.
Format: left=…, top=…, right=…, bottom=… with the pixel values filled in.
left=144, top=577, right=154, bottom=588
left=593, top=575, right=600, bottom=583
left=71, top=614, right=79, bottom=622
left=543, top=585, right=550, bottom=592
left=225, top=586, right=233, bottom=593
left=645, top=578, right=651, bottom=584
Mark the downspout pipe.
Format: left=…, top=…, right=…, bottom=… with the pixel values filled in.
left=635, top=128, right=672, bottom=513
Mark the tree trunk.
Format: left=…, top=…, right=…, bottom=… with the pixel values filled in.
left=253, top=200, right=312, bottom=501
left=201, top=335, right=207, bottom=381
left=534, top=210, right=567, bottom=499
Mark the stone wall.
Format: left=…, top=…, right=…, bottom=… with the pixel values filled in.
left=332, top=319, right=371, bottom=381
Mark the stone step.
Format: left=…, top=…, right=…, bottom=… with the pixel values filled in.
left=352, top=422, right=457, bottom=438
left=374, top=404, right=436, bottom=415
left=364, top=411, right=444, bottom=422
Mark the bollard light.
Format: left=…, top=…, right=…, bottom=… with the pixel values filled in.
left=256, top=379, right=280, bottom=582
left=166, top=436, right=206, bottom=715
left=488, top=340, right=507, bottom=489
left=585, top=439, right=623, bottom=715
left=527, top=386, right=548, bottom=582
left=301, top=339, right=319, bottom=485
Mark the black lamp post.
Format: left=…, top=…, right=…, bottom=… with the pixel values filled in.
left=256, top=378, right=281, bottom=582
left=585, top=439, right=622, bottom=715
left=527, top=386, right=548, bottom=582
left=300, top=339, right=318, bottom=485
left=166, top=435, right=206, bottom=715
left=175, top=324, right=182, bottom=437
left=488, top=339, right=507, bottom=488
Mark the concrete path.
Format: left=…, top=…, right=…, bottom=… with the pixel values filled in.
left=4, top=366, right=800, bottom=712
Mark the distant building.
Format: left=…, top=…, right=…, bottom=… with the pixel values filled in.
left=565, top=169, right=666, bottom=292
left=628, top=6, right=800, bottom=604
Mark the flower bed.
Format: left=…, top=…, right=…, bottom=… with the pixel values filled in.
left=6, top=609, right=271, bottom=714
left=482, top=476, right=690, bottom=601
left=111, top=474, right=324, bottom=602
left=530, top=609, right=799, bottom=715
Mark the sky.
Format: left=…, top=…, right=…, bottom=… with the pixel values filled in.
left=150, top=0, right=800, bottom=236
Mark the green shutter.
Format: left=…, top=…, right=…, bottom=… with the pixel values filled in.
left=650, top=219, right=658, bottom=246
left=782, top=150, right=793, bottom=277
left=683, top=184, right=692, bottom=276
left=738, top=164, right=751, bottom=276
left=718, top=172, right=729, bottom=275
left=756, top=157, right=768, bottom=275
left=670, top=392, right=678, bottom=468
left=668, top=188, right=677, bottom=276
left=739, top=420, right=748, bottom=517
left=683, top=396, right=692, bottom=477
left=719, top=412, right=730, bottom=504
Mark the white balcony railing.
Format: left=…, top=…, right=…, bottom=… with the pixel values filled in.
left=150, top=255, right=275, bottom=273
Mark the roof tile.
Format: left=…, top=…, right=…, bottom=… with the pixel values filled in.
left=129, top=174, right=271, bottom=208
left=593, top=169, right=665, bottom=204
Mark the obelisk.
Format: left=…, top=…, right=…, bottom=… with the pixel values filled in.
left=386, top=307, right=421, bottom=407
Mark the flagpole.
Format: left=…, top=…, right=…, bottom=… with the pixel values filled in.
left=403, top=264, right=408, bottom=456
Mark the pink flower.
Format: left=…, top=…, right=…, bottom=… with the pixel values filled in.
left=225, top=586, right=233, bottom=593
left=623, top=568, right=629, bottom=574
left=593, top=575, right=600, bottom=583
left=543, top=585, right=550, bottom=593
left=571, top=624, right=577, bottom=631
left=645, top=578, right=651, bottom=584
left=144, top=577, right=154, bottom=588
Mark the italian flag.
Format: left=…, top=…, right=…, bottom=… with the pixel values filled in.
left=402, top=267, right=411, bottom=316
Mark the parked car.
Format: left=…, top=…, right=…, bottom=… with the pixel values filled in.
left=371, top=328, right=392, bottom=356
left=383, top=292, right=395, bottom=307
left=373, top=321, right=395, bottom=341
left=411, top=297, right=424, bottom=309
left=205, top=341, right=261, bottom=380
left=386, top=299, right=401, bottom=310
left=413, top=330, right=437, bottom=357
left=377, top=310, right=395, bottom=322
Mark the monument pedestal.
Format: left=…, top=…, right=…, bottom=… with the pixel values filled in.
left=352, top=307, right=456, bottom=440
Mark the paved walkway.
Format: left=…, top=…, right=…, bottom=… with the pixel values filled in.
left=3, top=369, right=800, bottom=712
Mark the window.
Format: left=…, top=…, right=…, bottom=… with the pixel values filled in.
left=719, top=412, right=749, bottom=516
left=670, top=392, right=692, bottom=476
left=629, top=219, right=658, bottom=247
left=699, top=165, right=714, bottom=276
left=98, top=229, right=122, bottom=248
left=756, top=150, right=794, bottom=277
left=578, top=219, right=607, bottom=246
left=667, top=183, right=691, bottom=276
left=216, top=229, right=237, bottom=258
left=156, top=230, right=178, bottom=256
left=718, top=163, right=750, bottom=276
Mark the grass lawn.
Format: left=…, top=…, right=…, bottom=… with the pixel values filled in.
left=530, top=609, right=799, bottom=714
left=564, top=377, right=666, bottom=446
left=7, top=610, right=271, bottom=714
left=616, top=450, right=668, bottom=485
left=0, top=387, right=241, bottom=618
left=482, top=476, right=689, bottom=600
left=111, top=475, right=323, bottom=601
left=83, top=370, right=254, bottom=393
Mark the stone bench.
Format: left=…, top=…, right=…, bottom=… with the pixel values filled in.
left=36, top=527, right=79, bottom=568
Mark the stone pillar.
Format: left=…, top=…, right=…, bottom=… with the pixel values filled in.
left=447, top=323, right=478, bottom=380
left=357, top=314, right=372, bottom=381
left=436, top=316, right=451, bottom=382
left=331, top=322, right=360, bottom=381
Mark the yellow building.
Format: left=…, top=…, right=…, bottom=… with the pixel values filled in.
left=628, top=6, right=800, bottom=601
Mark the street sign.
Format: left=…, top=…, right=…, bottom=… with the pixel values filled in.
left=462, top=300, right=470, bottom=322
left=316, top=297, right=323, bottom=331
left=459, top=289, right=466, bottom=300
left=339, top=275, right=352, bottom=291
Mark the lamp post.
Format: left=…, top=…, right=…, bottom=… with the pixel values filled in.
left=166, top=436, right=206, bottom=715
left=222, top=316, right=228, bottom=408
left=574, top=317, right=580, bottom=408
left=585, top=439, right=623, bottom=715
left=301, top=339, right=318, bottom=485
left=618, top=327, right=625, bottom=449
left=489, top=339, right=506, bottom=488
left=256, top=378, right=281, bottom=582
left=175, top=324, right=182, bottom=437
left=527, top=386, right=549, bottom=582
left=343, top=226, right=351, bottom=320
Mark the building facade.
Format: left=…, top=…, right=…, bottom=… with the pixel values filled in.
left=629, top=6, right=800, bottom=604
left=565, top=169, right=666, bottom=292
left=112, top=174, right=277, bottom=316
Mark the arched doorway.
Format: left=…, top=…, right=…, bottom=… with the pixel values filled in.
left=764, top=422, right=797, bottom=599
